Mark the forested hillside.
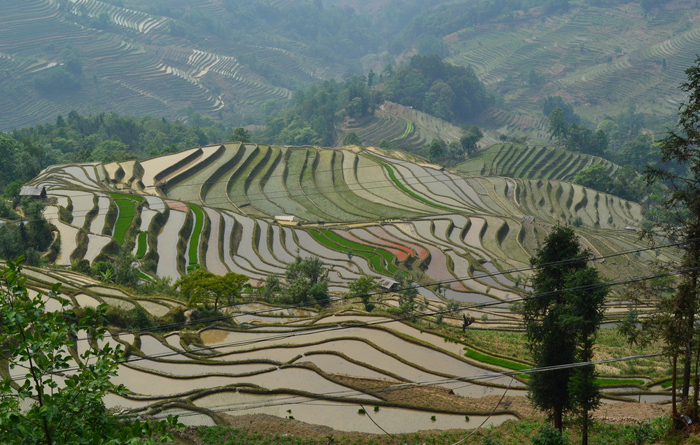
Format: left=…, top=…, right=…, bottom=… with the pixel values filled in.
left=0, top=0, right=697, bottom=136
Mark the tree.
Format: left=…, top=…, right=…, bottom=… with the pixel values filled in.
left=460, top=125, right=484, bottom=156
left=547, top=108, right=569, bottom=147
left=0, top=258, right=180, bottom=443
left=176, top=270, right=248, bottom=312
left=3, top=179, right=23, bottom=203
left=565, top=268, right=608, bottom=445
left=348, top=276, right=376, bottom=312
left=523, top=225, right=606, bottom=436
left=428, top=138, right=446, bottom=159
left=573, top=165, right=614, bottom=193
left=230, top=127, right=251, bottom=143
left=343, top=132, right=362, bottom=146
left=283, top=256, right=329, bottom=304
left=644, top=56, right=700, bottom=424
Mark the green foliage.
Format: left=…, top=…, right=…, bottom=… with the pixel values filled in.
left=348, top=276, right=376, bottom=312
left=103, top=305, right=154, bottom=329
left=3, top=180, right=23, bottom=203
left=460, top=126, right=484, bottom=156
left=547, top=108, right=570, bottom=147
left=532, top=425, right=567, bottom=445
left=541, top=97, right=580, bottom=125
left=523, top=225, right=607, bottom=433
left=0, top=201, right=53, bottom=266
left=9, top=111, right=230, bottom=168
left=32, top=68, right=82, bottom=96
left=384, top=55, right=491, bottom=123
left=230, top=127, right=251, bottom=143
left=260, top=77, right=378, bottom=146
left=261, top=275, right=282, bottom=301
left=343, top=132, right=362, bottom=147
left=428, top=138, right=446, bottom=160
left=574, top=165, right=646, bottom=203
left=91, top=248, right=140, bottom=288
left=282, top=255, right=329, bottom=305
left=643, top=55, right=700, bottom=421
left=0, top=259, right=181, bottom=443
left=176, top=269, right=248, bottom=312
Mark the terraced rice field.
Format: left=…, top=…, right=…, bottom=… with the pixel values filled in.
left=349, top=102, right=465, bottom=150
left=457, top=144, right=620, bottom=182
left=0, top=0, right=301, bottom=130
left=25, top=143, right=670, bottom=306
left=446, top=3, right=700, bottom=130
left=8, top=265, right=673, bottom=430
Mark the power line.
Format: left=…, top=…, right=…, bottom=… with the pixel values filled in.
left=9, top=264, right=694, bottom=383
left=139, top=352, right=661, bottom=423
left=64, top=238, right=686, bottom=342
left=30, top=141, right=659, bottom=223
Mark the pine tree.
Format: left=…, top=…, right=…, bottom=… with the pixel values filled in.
left=522, top=225, right=607, bottom=441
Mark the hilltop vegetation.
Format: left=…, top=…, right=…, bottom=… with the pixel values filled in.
left=0, top=112, right=230, bottom=189
left=0, top=0, right=698, bottom=135
left=383, top=55, right=492, bottom=123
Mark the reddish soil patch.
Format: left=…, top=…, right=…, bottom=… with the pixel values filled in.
left=166, top=200, right=189, bottom=212
left=367, top=226, right=428, bottom=259
left=335, top=230, right=404, bottom=262
left=349, top=229, right=413, bottom=261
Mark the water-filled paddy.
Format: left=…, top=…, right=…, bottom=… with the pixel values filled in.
left=194, top=392, right=517, bottom=433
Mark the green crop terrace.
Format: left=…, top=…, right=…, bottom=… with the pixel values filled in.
left=14, top=141, right=681, bottom=431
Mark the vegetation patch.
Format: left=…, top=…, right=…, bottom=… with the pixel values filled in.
left=308, top=229, right=398, bottom=276
left=109, top=194, right=140, bottom=244
left=463, top=347, right=529, bottom=372
left=188, top=204, right=205, bottom=267
left=361, top=153, right=459, bottom=212
left=135, top=232, right=148, bottom=259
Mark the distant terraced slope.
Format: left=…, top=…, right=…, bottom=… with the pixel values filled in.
left=456, top=144, right=620, bottom=182
left=26, top=144, right=671, bottom=305
left=446, top=4, right=700, bottom=126
left=0, top=0, right=320, bottom=129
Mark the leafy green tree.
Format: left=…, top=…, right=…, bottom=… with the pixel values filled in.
left=230, top=127, right=251, bottom=143
left=0, top=258, right=181, bottom=444
left=3, top=179, right=23, bottom=203
left=343, top=132, right=362, bottom=147
left=644, top=56, right=700, bottom=423
left=262, top=275, right=281, bottom=301
left=384, top=55, right=491, bottom=123
left=348, top=276, right=376, bottom=312
left=176, top=270, right=248, bottom=312
left=547, top=108, right=569, bottom=147
left=565, top=268, right=608, bottom=445
left=460, top=125, right=484, bottom=156
left=522, top=225, right=589, bottom=431
left=428, top=138, right=446, bottom=159
left=283, top=256, right=329, bottom=304
left=573, top=165, right=614, bottom=193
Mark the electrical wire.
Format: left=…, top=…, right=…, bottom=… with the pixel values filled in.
left=26, top=137, right=665, bottom=223
left=60, top=237, right=687, bottom=342
left=137, top=352, right=661, bottom=422
left=7, top=265, right=694, bottom=383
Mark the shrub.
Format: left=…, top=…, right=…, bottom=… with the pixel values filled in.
left=532, top=425, right=567, bottom=445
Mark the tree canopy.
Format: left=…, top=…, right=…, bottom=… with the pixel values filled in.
left=384, top=55, right=491, bottom=123
left=0, top=259, right=180, bottom=443
left=523, top=225, right=607, bottom=438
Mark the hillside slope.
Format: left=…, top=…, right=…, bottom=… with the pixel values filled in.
left=445, top=2, right=700, bottom=128
left=26, top=144, right=668, bottom=304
